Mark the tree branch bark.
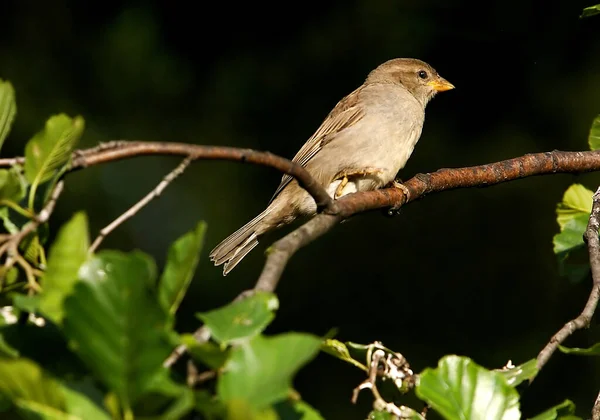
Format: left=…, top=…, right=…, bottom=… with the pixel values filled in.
left=70, top=141, right=333, bottom=210
left=6, top=141, right=600, bottom=368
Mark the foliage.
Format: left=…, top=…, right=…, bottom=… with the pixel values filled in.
left=0, top=7, right=598, bottom=417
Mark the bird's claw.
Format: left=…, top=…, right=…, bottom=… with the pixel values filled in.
left=385, top=180, right=410, bottom=216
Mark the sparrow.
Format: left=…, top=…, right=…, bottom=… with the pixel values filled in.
left=210, top=58, right=454, bottom=275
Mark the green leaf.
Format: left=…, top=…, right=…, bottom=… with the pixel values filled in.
left=558, top=342, right=600, bottom=355
left=581, top=4, right=600, bottom=18
left=21, top=232, right=42, bottom=265
left=158, top=221, right=206, bottom=315
left=140, top=369, right=194, bottom=420
left=24, top=114, right=85, bottom=208
left=0, top=358, right=66, bottom=414
left=529, top=399, right=578, bottom=420
left=589, top=115, right=600, bottom=150
left=63, top=386, right=111, bottom=420
left=0, top=207, right=19, bottom=234
left=217, top=333, right=321, bottom=410
left=496, top=359, right=538, bottom=387
left=0, top=167, right=26, bottom=202
left=63, top=251, right=171, bottom=406
left=0, top=80, right=16, bottom=152
left=556, top=184, right=592, bottom=231
left=182, top=334, right=230, bottom=369
left=321, top=339, right=368, bottom=371
left=197, top=292, right=279, bottom=345
left=368, top=412, right=396, bottom=420
left=368, top=409, right=425, bottom=420
left=274, top=400, right=326, bottom=420
left=416, top=355, right=520, bottom=420
left=554, top=213, right=590, bottom=282
left=39, top=212, right=89, bottom=324
left=12, top=294, right=41, bottom=313
left=195, top=390, right=226, bottom=420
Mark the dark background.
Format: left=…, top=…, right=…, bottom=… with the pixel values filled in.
left=1, top=0, right=600, bottom=418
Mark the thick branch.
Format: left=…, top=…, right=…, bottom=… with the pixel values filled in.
left=256, top=151, right=600, bottom=288
left=7, top=141, right=600, bottom=366
left=536, top=186, right=600, bottom=373
left=333, top=151, right=600, bottom=217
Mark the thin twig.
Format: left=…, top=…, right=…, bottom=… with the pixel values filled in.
left=536, top=186, right=600, bottom=373
left=89, top=157, right=193, bottom=253
left=0, top=157, right=24, bottom=167
left=0, top=181, right=65, bottom=290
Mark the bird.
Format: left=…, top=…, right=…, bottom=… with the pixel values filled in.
left=210, top=58, right=454, bottom=275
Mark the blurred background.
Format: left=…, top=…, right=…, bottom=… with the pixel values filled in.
left=1, top=0, right=600, bottom=418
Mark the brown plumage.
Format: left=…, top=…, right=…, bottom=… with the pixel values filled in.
left=210, top=58, right=454, bottom=275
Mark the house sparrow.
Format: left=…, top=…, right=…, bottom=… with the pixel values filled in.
left=210, top=58, right=454, bottom=275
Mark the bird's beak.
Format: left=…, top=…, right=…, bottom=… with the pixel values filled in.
left=427, top=77, right=455, bottom=92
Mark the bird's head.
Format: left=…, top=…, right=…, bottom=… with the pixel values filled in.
left=366, top=58, right=454, bottom=105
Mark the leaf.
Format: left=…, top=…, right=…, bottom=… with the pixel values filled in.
left=21, top=232, right=42, bottom=265
left=321, top=339, right=368, bottom=371
left=558, top=342, right=600, bottom=356
left=63, top=251, right=171, bottom=406
left=0, top=207, right=19, bottom=234
left=140, top=369, right=195, bottom=420
left=24, top=114, right=85, bottom=208
left=553, top=186, right=593, bottom=282
left=368, top=409, right=425, bottom=420
left=224, top=399, right=279, bottom=420
left=63, top=386, right=111, bottom=420
left=39, top=212, right=89, bottom=324
left=195, top=390, right=226, bottom=420
left=12, top=294, right=41, bottom=313
left=197, top=292, right=279, bottom=345
left=529, top=399, right=579, bottom=420
left=581, top=4, right=600, bottom=18
left=416, top=355, right=520, bottom=420
left=589, top=115, right=600, bottom=150
left=182, top=334, right=230, bottom=369
left=274, top=400, right=326, bottom=420
left=0, top=80, right=16, bottom=152
left=158, top=221, right=206, bottom=315
left=0, top=167, right=26, bottom=202
left=0, top=358, right=66, bottom=415
left=495, top=359, right=538, bottom=387
left=217, top=333, right=321, bottom=410
left=556, top=184, right=592, bottom=231
left=554, top=214, right=590, bottom=282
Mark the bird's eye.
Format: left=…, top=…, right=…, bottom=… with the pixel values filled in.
left=418, top=70, right=428, bottom=79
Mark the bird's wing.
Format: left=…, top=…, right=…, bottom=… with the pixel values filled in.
left=269, top=86, right=365, bottom=202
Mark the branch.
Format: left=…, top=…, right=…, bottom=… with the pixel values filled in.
left=8, top=142, right=600, bottom=366
left=69, top=141, right=333, bottom=210
left=166, top=149, right=600, bottom=366
left=89, top=157, right=193, bottom=253
left=536, top=186, right=600, bottom=374
left=0, top=181, right=64, bottom=291
left=258, top=151, right=600, bottom=290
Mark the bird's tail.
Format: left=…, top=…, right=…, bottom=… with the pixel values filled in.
left=210, top=209, right=271, bottom=275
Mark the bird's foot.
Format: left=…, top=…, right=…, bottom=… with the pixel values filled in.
left=334, top=167, right=384, bottom=199
left=385, top=179, right=410, bottom=217
left=391, top=180, right=410, bottom=201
